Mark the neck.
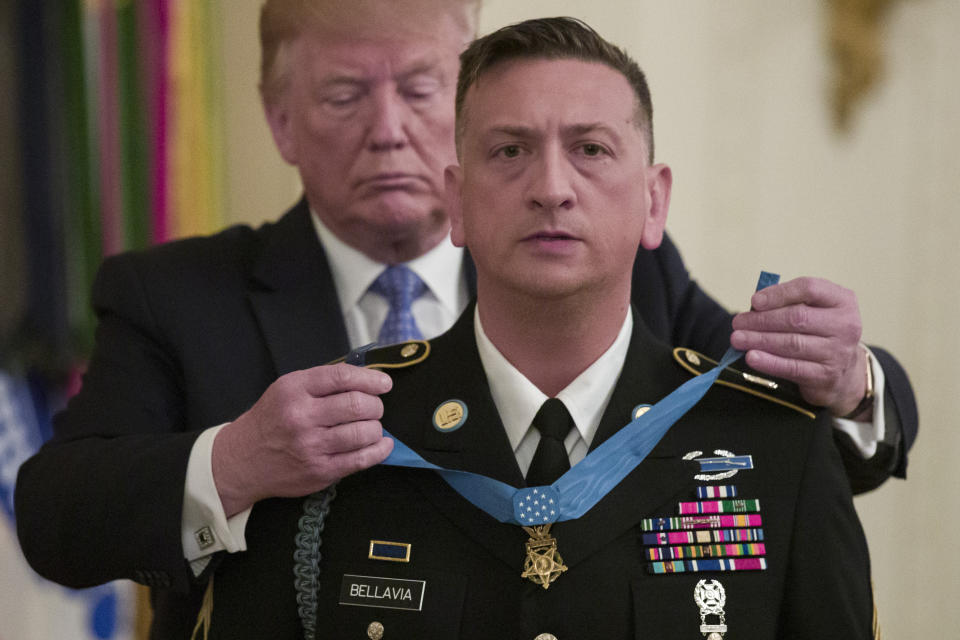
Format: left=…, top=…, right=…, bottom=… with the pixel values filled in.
left=358, top=218, right=451, bottom=263
left=478, top=285, right=630, bottom=397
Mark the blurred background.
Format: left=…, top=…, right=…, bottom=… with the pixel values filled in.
left=1, top=1, right=957, bottom=637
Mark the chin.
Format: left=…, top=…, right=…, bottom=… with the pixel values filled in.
left=366, top=196, right=446, bottom=228
left=510, top=275, right=589, bottom=301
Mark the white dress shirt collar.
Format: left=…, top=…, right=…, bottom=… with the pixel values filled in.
left=475, top=305, right=633, bottom=458
left=310, top=209, right=464, bottom=320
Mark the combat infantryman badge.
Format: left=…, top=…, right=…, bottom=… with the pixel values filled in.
left=683, top=449, right=754, bottom=482
left=521, top=524, right=568, bottom=589
left=694, top=579, right=728, bottom=639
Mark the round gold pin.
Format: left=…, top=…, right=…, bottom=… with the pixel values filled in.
left=367, top=621, right=384, bottom=640
left=685, top=351, right=701, bottom=366
left=400, top=343, right=419, bottom=358
left=433, top=399, right=467, bottom=432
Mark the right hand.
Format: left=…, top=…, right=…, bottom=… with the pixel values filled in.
left=212, top=363, right=394, bottom=516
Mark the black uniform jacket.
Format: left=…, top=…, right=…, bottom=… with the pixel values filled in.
left=204, top=306, right=874, bottom=639
left=14, top=199, right=893, bottom=637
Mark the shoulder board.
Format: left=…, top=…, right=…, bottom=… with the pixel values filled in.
left=328, top=340, right=430, bottom=370
left=673, top=347, right=816, bottom=420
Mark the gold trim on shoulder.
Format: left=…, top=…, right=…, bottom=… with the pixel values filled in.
left=367, top=340, right=431, bottom=370
left=672, top=348, right=815, bottom=420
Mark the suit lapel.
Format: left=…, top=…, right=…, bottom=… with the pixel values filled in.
left=246, top=200, right=350, bottom=375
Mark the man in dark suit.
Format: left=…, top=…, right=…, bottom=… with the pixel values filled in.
left=14, top=1, right=898, bottom=637
left=189, top=16, right=874, bottom=638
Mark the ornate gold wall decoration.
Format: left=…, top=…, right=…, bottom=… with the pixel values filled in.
left=827, top=0, right=898, bottom=131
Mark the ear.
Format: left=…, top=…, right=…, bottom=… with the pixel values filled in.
left=445, top=164, right=467, bottom=247
left=263, top=94, right=299, bottom=166
left=640, top=163, right=672, bottom=250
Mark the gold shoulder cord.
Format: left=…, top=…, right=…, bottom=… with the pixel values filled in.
left=672, top=348, right=816, bottom=420
left=366, top=340, right=430, bottom=370
left=325, top=340, right=431, bottom=369
left=872, top=582, right=882, bottom=640
left=191, top=577, right=214, bottom=640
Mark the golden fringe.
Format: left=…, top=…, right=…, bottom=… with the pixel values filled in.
left=191, top=577, right=214, bottom=640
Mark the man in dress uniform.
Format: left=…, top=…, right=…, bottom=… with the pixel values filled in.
left=195, top=16, right=874, bottom=639
left=14, top=3, right=889, bottom=638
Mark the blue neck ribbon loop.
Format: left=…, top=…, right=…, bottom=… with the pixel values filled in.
left=379, top=272, right=780, bottom=526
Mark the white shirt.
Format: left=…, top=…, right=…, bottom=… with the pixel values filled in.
left=312, top=212, right=468, bottom=348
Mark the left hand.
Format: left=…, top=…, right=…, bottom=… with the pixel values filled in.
left=730, top=277, right=869, bottom=418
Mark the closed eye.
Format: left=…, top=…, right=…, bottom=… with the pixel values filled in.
left=402, top=79, right=442, bottom=101
left=317, top=81, right=367, bottom=110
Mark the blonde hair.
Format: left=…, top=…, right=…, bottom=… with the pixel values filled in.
left=259, top=0, right=481, bottom=105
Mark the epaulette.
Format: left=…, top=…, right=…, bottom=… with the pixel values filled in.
left=673, top=347, right=816, bottom=419
left=328, top=340, right=430, bottom=370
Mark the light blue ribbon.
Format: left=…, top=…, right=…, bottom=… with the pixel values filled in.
left=379, top=272, right=780, bottom=526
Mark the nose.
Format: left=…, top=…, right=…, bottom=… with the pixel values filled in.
left=367, top=87, right=408, bottom=152
left=528, top=145, right=575, bottom=211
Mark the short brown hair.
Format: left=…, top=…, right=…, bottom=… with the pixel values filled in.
left=259, top=0, right=481, bottom=106
left=456, top=17, right=655, bottom=162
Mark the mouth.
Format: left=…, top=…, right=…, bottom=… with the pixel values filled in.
left=358, top=173, right=425, bottom=191
left=523, top=230, right=580, bottom=243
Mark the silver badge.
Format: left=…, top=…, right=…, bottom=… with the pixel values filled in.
left=694, top=579, right=727, bottom=639
left=684, top=449, right=751, bottom=481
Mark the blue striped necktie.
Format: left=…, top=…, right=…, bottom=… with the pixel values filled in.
left=370, top=265, right=426, bottom=344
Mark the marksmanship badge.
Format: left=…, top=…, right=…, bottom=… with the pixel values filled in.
left=694, top=579, right=728, bottom=639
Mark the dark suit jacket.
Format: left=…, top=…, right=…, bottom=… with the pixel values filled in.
left=14, top=198, right=895, bottom=636
left=203, top=306, right=873, bottom=639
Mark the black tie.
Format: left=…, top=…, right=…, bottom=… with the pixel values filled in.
left=525, top=398, right=574, bottom=487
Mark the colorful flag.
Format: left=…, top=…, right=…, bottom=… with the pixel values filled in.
left=5, top=1, right=229, bottom=638
left=1, top=371, right=133, bottom=639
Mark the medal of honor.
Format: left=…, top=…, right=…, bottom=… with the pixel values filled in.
left=694, top=579, right=728, bottom=639
left=521, top=524, right=568, bottom=589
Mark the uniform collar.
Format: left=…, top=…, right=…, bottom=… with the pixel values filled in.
left=474, top=305, right=633, bottom=454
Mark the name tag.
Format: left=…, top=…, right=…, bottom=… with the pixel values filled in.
left=339, top=574, right=426, bottom=612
